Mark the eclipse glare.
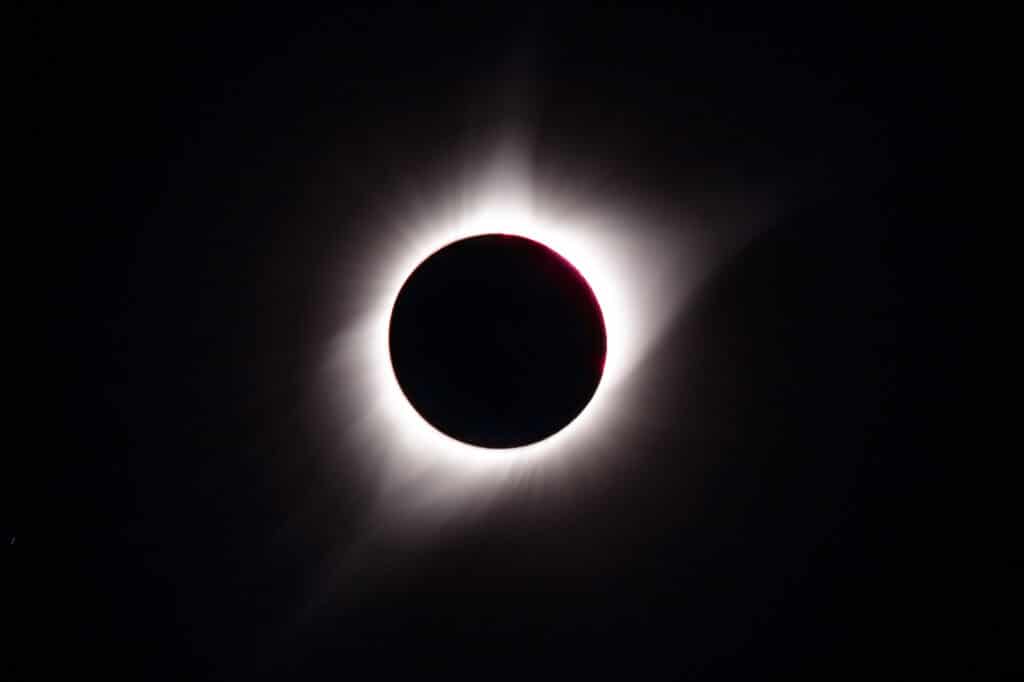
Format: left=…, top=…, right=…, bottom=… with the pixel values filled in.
left=388, top=234, right=607, bottom=448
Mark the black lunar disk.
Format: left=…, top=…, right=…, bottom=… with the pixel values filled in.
left=389, top=234, right=606, bottom=448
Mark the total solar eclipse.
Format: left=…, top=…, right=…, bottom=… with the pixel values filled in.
left=388, top=234, right=607, bottom=449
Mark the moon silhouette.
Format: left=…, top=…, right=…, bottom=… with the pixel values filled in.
left=389, top=234, right=606, bottom=448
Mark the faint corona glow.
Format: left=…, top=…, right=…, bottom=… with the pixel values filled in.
left=323, top=161, right=707, bottom=518
left=375, top=205, right=627, bottom=463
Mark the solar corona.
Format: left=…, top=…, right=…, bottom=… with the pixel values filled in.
left=323, top=172, right=700, bottom=515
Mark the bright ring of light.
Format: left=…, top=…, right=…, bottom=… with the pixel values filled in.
left=374, top=204, right=625, bottom=468
left=324, top=164, right=701, bottom=516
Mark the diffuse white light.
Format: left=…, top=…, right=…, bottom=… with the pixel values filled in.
left=322, top=157, right=711, bottom=522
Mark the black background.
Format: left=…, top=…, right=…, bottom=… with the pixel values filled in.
left=23, top=5, right=998, bottom=680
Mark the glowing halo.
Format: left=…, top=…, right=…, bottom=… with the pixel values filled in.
left=371, top=204, right=623, bottom=466
left=320, top=160, right=722, bottom=519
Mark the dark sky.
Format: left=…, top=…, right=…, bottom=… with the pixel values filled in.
left=24, top=6, right=997, bottom=680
